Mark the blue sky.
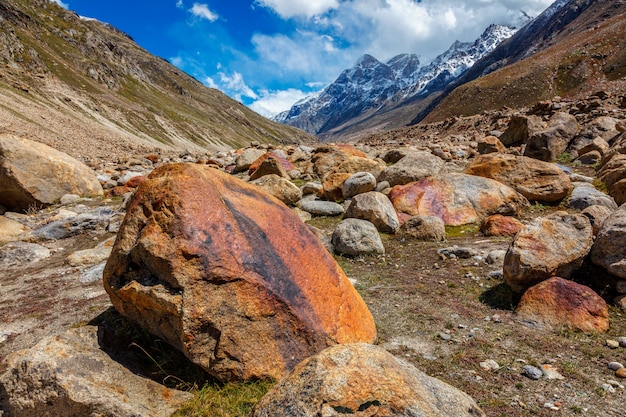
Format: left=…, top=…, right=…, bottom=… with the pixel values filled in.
left=57, top=0, right=555, bottom=117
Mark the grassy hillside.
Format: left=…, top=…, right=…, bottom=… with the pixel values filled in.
left=0, top=0, right=315, bottom=159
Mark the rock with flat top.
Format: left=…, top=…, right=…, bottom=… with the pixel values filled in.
left=0, top=134, right=103, bottom=211
left=389, top=173, right=527, bottom=226
left=250, top=343, right=486, bottom=417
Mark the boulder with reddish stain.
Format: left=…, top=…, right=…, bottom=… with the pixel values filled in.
left=389, top=173, right=527, bottom=226
left=503, top=212, right=593, bottom=294
left=464, top=153, right=571, bottom=203
left=124, top=175, right=146, bottom=188
left=248, top=153, right=295, bottom=180
left=516, top=277, right=609, bottom=333
left=320, top=173, right=352, bottom=201
left=480, top=214, right=523, bottom=237
left=103, top=163, right=376, bottom=382
left=250, top=343, right=486, bottom=417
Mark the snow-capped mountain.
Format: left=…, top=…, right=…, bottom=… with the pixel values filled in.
left=274, top=24, right=517, bottom=136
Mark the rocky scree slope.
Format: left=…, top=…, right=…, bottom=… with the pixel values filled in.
left=1, top=90, right=626, bottom=416
left=0, top=0, right=314, bottom=161
left=274, top=24, right=516, bottom=141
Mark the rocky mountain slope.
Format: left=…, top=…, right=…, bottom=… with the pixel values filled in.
left=274, top=24, right=517, bottom=141
left=414, top=0, right=626, bottom=123
left=0, top=0, right=314, bottom=162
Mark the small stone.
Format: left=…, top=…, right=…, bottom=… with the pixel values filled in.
left=607, top=339, right=620, bottom=349
left=616, top=280, right=626, bottom=294
left=618, top=337, right=626, bottom=348
left=523, top=365, right=543, bottom=380
left=540, top=364, right=565, bottom=380
left=438, top=332, right=452, bottom=341
left=479, top=359, right=500, bottom=371
left=608, top=362, right=624, bottom=371
left=602, top=383, right=616, bottom=393
left=607, top=380, right=625, bottom=389
left=617, top=368, right=626, bottom=378
left=543, top=402, right=560, bottom=411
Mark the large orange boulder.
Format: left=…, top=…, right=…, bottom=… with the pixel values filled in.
left=389, top=173, right=527, bottom=226
left=103, top=163, right=376, bottom=382
left=516, top=277, right=609, bottom=333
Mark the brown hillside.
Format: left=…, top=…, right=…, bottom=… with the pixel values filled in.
left=423, top=0, right=626, bottom=123
left=0, top=0, right=315, bottom=161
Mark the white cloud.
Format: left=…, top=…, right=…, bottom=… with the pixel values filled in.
left=251, top=31, right=353, bottom=84
left=204, top=76, right=218, bottom=89
left=170, top=56, right=184, bottom=67
left=216, top=71, right=258, bottom=101
left=176, top=0, right=184, bottom=8
left=189, top=3, right=219, bottom=22
left=50, top=0, right=68, bottom=8
left=249, top=88, right=311, bottom=118
left=255, top=0, right=339, bottom=19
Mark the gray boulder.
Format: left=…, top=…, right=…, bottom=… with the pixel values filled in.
left=233, top=148, right=266, bottom=173
left=342, top=172, right=377, bottom=199
left=524, top=112, right=579, bottom=161
left=591, top=204, right=626, bottom=278
left=344, top=191, right=399, bottom=233
left=399, top=215, right=446, bottom=242
left=300, top=200, right=345, bottom=217
left=565, top=182, right=617, bottom=211
left=332, top=219, right=385, bottom=256
left=378, top=152, right=445, bottom=187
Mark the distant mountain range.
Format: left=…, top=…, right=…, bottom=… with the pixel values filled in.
left=273, top=23, right=519, bottom=140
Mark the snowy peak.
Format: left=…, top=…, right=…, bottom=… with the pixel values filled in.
left=274, top=23, right=516, bottom=136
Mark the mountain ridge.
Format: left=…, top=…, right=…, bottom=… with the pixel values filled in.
left=274, top=23, right=518, bottom=141
left=411, top=0, right=624, bottom=124
left=0, top=0, right=315, bottom=162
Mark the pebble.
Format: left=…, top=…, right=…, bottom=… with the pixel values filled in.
left=619, top=336, right=626, bottom=348
left=438, top=332, right=452, bottom=341
left=523, top=365, right=543, bottom=380
left=479, top=359, right=500, bottom=371
left=606, top=339, right=620, bottom=349
left=543, top=402, right=560, bottom=411
left=488, top=270, right=503, bottom=279
left=607, top=380, right=625, bottom=389
left=602, top=383, right=616, bottom=393
left=617, top=368, right=626, bottom=378
left=541, top=364, right=565, bottom=380
left=608, top=361, right=624, bottom=371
